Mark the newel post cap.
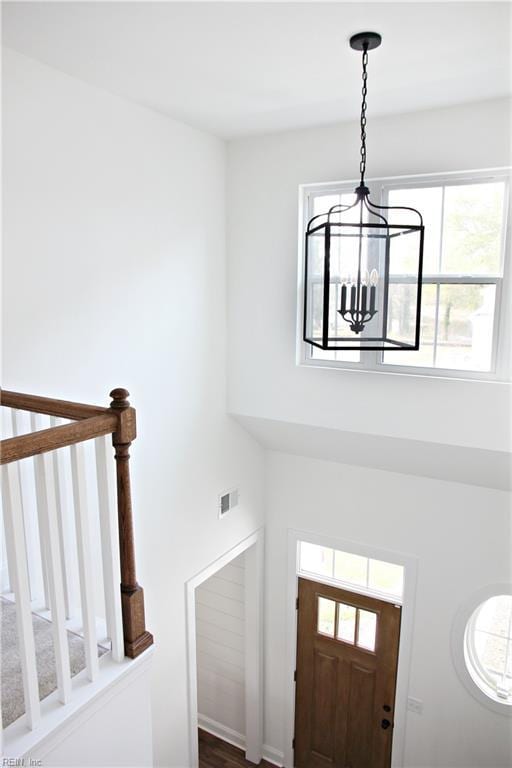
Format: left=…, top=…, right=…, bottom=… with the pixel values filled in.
left=110, top=388, right=130, bottom=410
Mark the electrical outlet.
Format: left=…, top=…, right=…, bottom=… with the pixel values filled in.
left=407, top=697, right=423, bottom=715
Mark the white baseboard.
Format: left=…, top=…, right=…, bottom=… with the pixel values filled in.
left=263, top=743, right=285, bottom=766
left=198, top=714, right=245, bottom=751
left=197, top=713, right=284, bottom=767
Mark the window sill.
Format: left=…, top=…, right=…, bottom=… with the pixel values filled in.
left=298, top=358, right=511, bottom=385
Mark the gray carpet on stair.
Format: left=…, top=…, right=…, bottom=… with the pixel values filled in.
left=1, top=597, right=106, bottom=728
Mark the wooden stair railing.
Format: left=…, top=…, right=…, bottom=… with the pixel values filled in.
left=0, top=387, right=153, bottom=659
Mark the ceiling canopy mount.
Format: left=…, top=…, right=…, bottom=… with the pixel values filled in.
left=349, top=31, right=382, bottom=52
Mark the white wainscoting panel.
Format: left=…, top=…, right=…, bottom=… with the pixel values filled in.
left=195, top=552, right=245, bottom=738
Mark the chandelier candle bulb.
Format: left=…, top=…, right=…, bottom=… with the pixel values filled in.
left=370, top=283, right=376, bottom=314
left=361, top=282, right=368, bottom=312
left=370, top=269, right=378, bottom=313
left=350, top=283, right=357, bottom=310
left=340, top=283, right=347, bottom=312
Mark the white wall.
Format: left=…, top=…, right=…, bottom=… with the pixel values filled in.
left=2, top=48, right=265, bottom=767
left=196, top=553, right=246, bottom=737
left=20, top=655, right=154, bottom=767
left=265, top=451, right=512, bottom=768
left=4, top=44, right=511, bottom=768
left=227, top=98, right=512, bottom=453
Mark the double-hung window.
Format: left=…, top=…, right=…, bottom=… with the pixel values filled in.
left=299, top=170, right=510, bottom=380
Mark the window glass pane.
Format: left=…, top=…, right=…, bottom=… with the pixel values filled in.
left=317, top=597, right=336, bottom=636
left=436, top=284, right=495, bottom=371
left=442, top=182, right=505, bottom=274
left=309, top=195, right=361, bottom=364
left=357, top=609, right=377, bottom=651
left=313, top=193, right=341, bottom=216
left=466, top=595, right=512, bottom=704
left=387, top=186, right=442, bottom=274
left=368, top=560, right=404, bottom=597
left=312, top=192, right=356, bottom=217
left=337, top=603, right=356, bottom=643
left=307, top=232, right=325, bottom=278
left=300, top=542, right=333, bottom=578
left=383, top=283, right=436, bottom=367
left=474, top=631, right=507, bottom=677
left=334, top=550, right=367, bottom=587
left=385, top=282, right=421, bottom=345
left=475, top=596, right=512, bottom=638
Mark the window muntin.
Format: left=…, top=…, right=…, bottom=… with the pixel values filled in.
left=299, top=541, right=404, bottom=602
left=465, top=595, right=512, bottom=704
left=302, top=172, right=509, bottom=379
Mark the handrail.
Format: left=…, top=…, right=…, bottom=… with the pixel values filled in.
left=0, top=387, right=153, bottom=659
left=1, top=389, right=110, bottom=420
left=1, top=413, right=118, bottom=464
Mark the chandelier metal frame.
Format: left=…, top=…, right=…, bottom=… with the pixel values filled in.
left=303, top=32, right=425, bottom=352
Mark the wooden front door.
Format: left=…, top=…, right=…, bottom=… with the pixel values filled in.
left=294, top=578, right=401, bottom=768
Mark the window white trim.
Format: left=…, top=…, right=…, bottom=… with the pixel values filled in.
left=297, top=570, right=402, bottom=606
left=284, top=529, right=418, bottom=768
left=451, top=584, right=512, bottom=717
left=298, top=541, right=404, bottom=604
left=297, top=167, right=512, bottom=382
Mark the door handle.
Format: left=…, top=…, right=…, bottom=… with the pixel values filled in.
left=381, top=719, right=391, bottom=730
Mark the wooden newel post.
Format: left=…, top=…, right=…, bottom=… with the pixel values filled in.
left=110, top=388, right=153, bottom=658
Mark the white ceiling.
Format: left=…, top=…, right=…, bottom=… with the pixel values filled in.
left=3, top=2, right=511, bottom=138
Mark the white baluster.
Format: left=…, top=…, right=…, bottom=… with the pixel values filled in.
left=0, top=479, right=12, bottom=594
left=30, top=413, right=50, bottom=609
left=1, top=409, right=15, bottom=594
left=34, top=451, right=72, bottom=704
left=1, top=463, right=41, bottom=729
left=11, top=409, right=40, bottom=603
left=70, top=442, right=99, bottom=681
left=95, top=435, right=124, bottom=662
left=50, top=416, right=72, bottom=619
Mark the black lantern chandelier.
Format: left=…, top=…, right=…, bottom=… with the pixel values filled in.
left=303, top=32, right=425, bottom=351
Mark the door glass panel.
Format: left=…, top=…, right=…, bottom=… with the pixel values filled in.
left=337, top=603, right=356, bottom=644
left=317, top=597, right=336, bottom=637
left=357, top=609, right=377, bottom=651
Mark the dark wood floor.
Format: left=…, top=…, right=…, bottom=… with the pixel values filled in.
left=198, top=729, right=275, bottom=768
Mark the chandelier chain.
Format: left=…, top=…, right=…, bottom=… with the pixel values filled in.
left=359, top=45, right=369, bottom=185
